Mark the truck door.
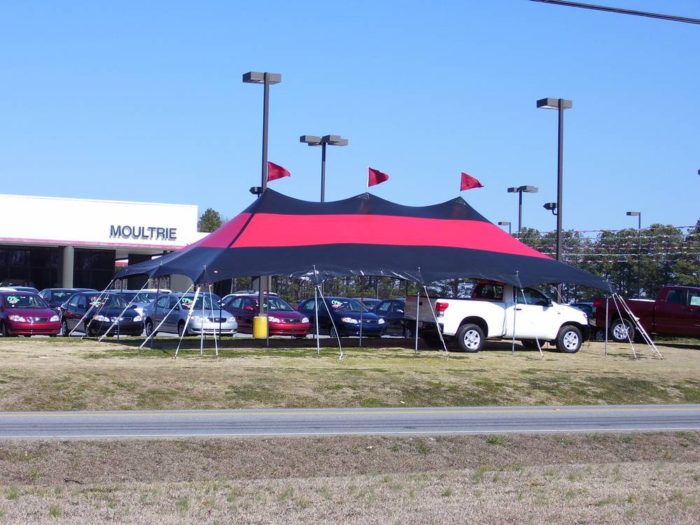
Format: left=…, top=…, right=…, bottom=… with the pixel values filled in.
left=655, top=288, right=700, bottom=337
left=508, top=288, right=561, bottom=340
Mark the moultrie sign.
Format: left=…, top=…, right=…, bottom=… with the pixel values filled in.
left=109, top=225, right=177, bottom=242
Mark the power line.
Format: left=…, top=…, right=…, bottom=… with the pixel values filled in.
left=530, top=0, right=700, bottom=25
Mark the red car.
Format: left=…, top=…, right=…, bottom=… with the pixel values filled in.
left=0, top=290, right=61, bottom=336
left=222, top=294, right=311, bottom=337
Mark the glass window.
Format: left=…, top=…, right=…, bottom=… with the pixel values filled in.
left=156, top=296, right=170, bottom=309
left=689, top=292, right=700, bottom=307
left=515, top=288, right=550, bottom=306
left=473, top=284, right=504, bottom=301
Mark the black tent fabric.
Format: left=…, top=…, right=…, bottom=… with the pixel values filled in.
left=115, top=189, right=611, bottom=290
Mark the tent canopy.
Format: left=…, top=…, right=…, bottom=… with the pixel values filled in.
left=115, top=189, right=610, bottom=291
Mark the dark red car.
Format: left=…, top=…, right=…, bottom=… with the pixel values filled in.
left=222, top=294, right=311, bottom=337
left=0, top=290, right=61, bottom=336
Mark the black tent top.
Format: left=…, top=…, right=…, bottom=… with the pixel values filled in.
left=116, top=189, right=610, bottom=291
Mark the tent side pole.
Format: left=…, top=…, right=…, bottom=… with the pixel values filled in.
left=414, top=285, right=420, bottom=354
left=314, top=285, right=320, bottom=356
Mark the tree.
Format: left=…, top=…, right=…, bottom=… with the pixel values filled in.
left=198, top=208, right=224, bottom=233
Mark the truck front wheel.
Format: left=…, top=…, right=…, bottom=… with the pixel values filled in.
left=556, top=325, right=582, bottom=353
left=610, top=318, right=635, bottom=343
left=456, top=323, right=484, bottom=353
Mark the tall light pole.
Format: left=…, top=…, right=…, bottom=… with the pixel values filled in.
left=507, top=185, right=538, bottom=235
left=537, top=97, right=572, bottom=261
left=300, top=134, right=349, bottom=202
left=626, top=211, right=642, bottom=297
left=498, top=221, right=512, bottom=235
left=243, top=71, right=282, bottom=325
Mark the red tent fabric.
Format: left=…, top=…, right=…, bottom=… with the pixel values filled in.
left=116, top=189, right=610, bottom=290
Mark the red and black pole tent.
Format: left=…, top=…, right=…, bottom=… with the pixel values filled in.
left=115, top=189, right=611, bottom=291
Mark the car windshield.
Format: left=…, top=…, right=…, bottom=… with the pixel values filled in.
left=133, top=292, right=158, bottom=303
left=88, top=294, right=128, bottom=309
left=51, top=291, right=76, bottom=302
left=266, top=297, right=294, bottom=311
left=327, top=298, right=366, bottom=313
left=4, top=294, right=49, bottom=309
left=179, top=294, right=219, bottom=310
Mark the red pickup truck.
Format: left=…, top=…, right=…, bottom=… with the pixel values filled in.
left=593, top=285, right=700, bottom=342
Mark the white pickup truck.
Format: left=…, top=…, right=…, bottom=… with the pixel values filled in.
left=404, top=281, right=589, bottom=353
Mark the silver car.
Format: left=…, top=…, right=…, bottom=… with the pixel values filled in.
left=143, top=292, right=237, bottom=337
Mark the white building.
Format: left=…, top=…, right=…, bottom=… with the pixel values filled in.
left=0, top=194, right=203, bottom=291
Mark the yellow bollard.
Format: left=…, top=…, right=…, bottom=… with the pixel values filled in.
left=253, top=315, right=268, bottom=339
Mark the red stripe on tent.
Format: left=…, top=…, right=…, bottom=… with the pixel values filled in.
left=198, top=213, right=252, bottom=248
left=232, top=214, right=550, bottom=259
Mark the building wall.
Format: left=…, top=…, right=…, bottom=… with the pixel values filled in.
left=0, top=194, right=203, bottom=290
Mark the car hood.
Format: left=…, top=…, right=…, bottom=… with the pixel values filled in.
left=4, top=308, right=57, bottom=318
left=90, top=307, right=140, bottom=318
left=332, top=311, right=381, bottom=320
left=268, top=311, right=308, bottom=321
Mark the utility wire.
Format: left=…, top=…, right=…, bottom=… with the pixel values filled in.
left=530, top=0, right=700, bottom=25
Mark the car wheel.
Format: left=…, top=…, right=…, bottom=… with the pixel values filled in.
left=610, top=318, right=634, bottom=343
left=329, top=325, right=339, bottom=339
left=145, top=319, right=155, bottom=337
left=86, top=323, right=98, bottom=337
left=177, top=321, right=187, bottom=337
left=556, top=325, right=582, bottom=353
left=0, top=322, right=5, bottom=337
left=456, top=323, right=484, bottom=353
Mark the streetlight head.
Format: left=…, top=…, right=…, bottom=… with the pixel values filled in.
left=537, top=97, right=572, bottom=110
left=626, top=211, right=640, bottom=217
left=508, top=185, right=538, bottom=193
left=323, top=134, right=348, bottom=146
left=242, top=71, right=282, bottom=84
left=249, top=186, right=263, bottom=195
left=497, top=221, right=510, bottom=226
left=300, top=135, right=322, bottom=146
left=543, top=202, right=558, bottom=213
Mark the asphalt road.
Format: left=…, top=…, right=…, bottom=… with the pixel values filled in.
left=1, top=404, right=699, bottom=440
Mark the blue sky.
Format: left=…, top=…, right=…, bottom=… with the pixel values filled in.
left=1, top=1, right=698, bottom=233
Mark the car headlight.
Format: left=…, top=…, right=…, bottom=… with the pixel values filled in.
left=378, top=318, right=385, bottom=324
left=268, top=316, right=281, bottom=323
left=50, top=315, right=60, bottom=322
left=341, top=317, right=358, bottom=324
left=93, top=315, right=110, bottom=322
left=301, top=317, right=309, bottom=323
left=132, top=315, right=143, bottom=322
left=8, top=315, right=26, bottom=322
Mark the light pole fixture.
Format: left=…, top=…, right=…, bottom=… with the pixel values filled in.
left=537, top=97, right=572, bottom=261
left=243, top=71, right=282, bottom=324
left=242, top=71, right=282, bottom=193
left=626, top=211, right=642, bottom=297
left=543, top=202, right=558, bottom=215
left=497, top=221, right=512, bottom=235
left=507, top=185, right=538, bottom=235
left=300, top=134, right=349, bottom=202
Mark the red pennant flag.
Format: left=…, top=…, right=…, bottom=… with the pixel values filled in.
left=460, top=172, right=483, bottom=191
left=368, top=167, right=390, bottom=187
left=267, top=161, right=291, bottom=182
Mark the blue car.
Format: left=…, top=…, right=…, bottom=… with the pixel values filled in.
left=297, top=296, right=385, bottom=337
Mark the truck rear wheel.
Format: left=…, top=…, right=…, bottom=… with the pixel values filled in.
left=610, top=318, right=634, bottom=343
left=556, top=325, right=582, bottom=353
left=456, top=323, right=484, bottom=353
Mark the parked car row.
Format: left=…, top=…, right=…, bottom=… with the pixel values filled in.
left=0, top=283, right=409, bottom=340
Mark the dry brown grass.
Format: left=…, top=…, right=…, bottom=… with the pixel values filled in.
left=0, top=433, right=698, bottom=524
left=0, top=337, right=698, bottom=411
